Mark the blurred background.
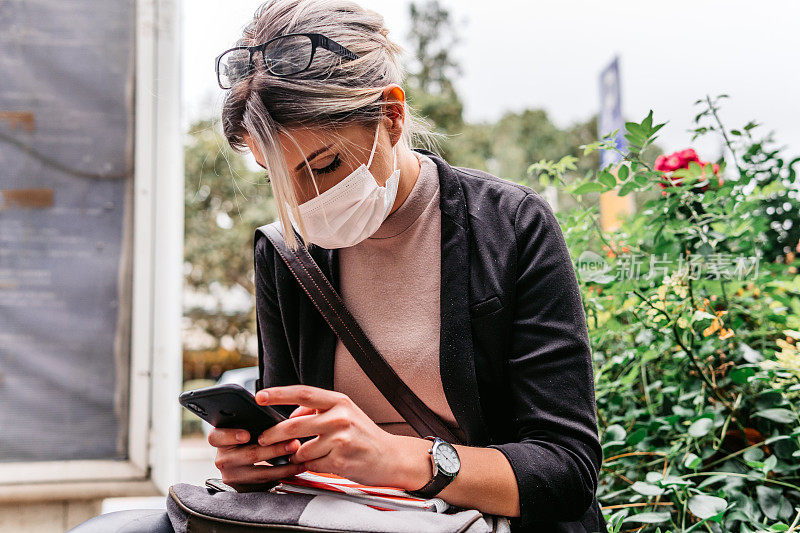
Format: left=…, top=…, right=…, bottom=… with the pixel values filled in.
left=181, top=0, right=800, bottom=401
left=1, top=0, right=798, bottom=530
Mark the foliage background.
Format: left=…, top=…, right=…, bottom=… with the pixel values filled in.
left=537, top=98, right=800, bottom=531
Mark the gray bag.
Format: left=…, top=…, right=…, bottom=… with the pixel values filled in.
left=165, top=479, right=508, bottom=533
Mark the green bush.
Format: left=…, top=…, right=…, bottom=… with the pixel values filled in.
left=533, top=95, right=800, bottom=532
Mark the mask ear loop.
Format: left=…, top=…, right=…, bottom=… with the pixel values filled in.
left=302, top=157, right=329, bottom=241
left=366, top=120, right=381, bottom=172
left=392, top=139, right=397, bottom=177
left=315, top=120, right=382, bottom=237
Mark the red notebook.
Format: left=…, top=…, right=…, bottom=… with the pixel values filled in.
left=270, top=471, right=451, bottom=513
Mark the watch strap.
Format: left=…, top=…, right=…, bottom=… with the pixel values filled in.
left=407, top=437, right=457, bottom=499
left=407, top=471, right=452, bottom=499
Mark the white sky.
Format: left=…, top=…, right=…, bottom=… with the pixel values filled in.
left=182, top=0, right=800, bottom=162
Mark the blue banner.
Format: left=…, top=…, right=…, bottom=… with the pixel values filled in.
left=598, top=56, right=626, bottom=168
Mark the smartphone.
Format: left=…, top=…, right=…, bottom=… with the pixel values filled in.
left=179, top=383, right=297, bottom=465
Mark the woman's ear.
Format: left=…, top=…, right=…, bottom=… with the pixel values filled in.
left=381, top=84, right=405, bottom=145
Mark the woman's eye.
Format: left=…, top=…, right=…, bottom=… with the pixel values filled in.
left=312, top=154, right=342, bottom=175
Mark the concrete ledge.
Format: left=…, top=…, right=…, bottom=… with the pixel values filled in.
left=0, top=479, right=161, bottom=503
left=1, top=499, right=102, bottom=532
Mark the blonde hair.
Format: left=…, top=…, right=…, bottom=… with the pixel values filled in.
left=220, top=0, right=442, bottom=250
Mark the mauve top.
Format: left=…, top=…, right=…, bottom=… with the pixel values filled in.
left=332, top=151, right=467, bottom=442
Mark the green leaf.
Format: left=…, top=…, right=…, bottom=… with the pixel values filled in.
left=618, top=181, right=637, bottom=196
left=745, top=459, right=765, bottom=469
left=598, top=171, right=616, bottom=189
left=604, top=424, right=627, bottom=442
left=580, top=142, right=602, bottom=155
left=692, top=310, right=715, bottom=322
left=763, top=454, right=778, bottom=474
left=572, top=182, right=606, bottom=195
left=688, top=494, right=727, bottom=519
left=756, top=485, right=783, bottom=520
left=684, top=452, right=702, bottom=469
left=645, top=471, right=664, bottom=483
left=730, top=367, right=756, bottom=384
left=754, top=409, right=796, bottom=424
left=624, top=132, right=643, bottom=148
left=743, top=448, right=765, bottom=462
left=688, top=417, right=714, bottom=438
left=624, top=512, right=671, bottom=524
left=659, top=475, right=691, bottom=487
left=641, top=110, right=654, bottom=131
left=626, top=427, right=647, bottom=446
left=632, top=481, right=665, bottom=496
left=618, top=165, right=630, bottom=181
left=625, top=122, right=644, bottom=137
left=741, top=344, right=765, bottom=363
left=556, top=154, right=579, bottom=172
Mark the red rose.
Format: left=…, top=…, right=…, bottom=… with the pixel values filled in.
left=656, top=148, right=722, bottom=195
left=655, top=153, right=683, bottom=172
left=667, top=155, right=682, bottom=171
left=677, top=148, right=700, bottom=166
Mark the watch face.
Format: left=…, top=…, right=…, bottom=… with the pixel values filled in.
left=433, top=442, right=460, bottom=475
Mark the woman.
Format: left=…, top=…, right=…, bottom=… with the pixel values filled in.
left=202, top=0, right=605, bottom=532
left=67, top=1, right=605, bottom=532
left=208, top=1, right=606, bottom=532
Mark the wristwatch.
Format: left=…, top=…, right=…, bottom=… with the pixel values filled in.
left=407, top=436, right=461, bottom=498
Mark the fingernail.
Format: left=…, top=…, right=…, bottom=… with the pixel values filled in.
left=285, top=442, right=294, bottom=452
left=255, top=391, right=268, bottom=403
left=236, top=431, right=248, bottom=442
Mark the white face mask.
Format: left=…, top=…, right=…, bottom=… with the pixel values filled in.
left=284, top=121, right=400, bottom=249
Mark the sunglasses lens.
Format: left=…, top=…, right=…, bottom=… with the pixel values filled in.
left=263, top=35, right=313, bottom=76
left=218, top=49, right=252, bottom=89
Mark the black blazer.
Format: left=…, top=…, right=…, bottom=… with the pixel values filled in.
left=253, top=148, right=606, bottom=533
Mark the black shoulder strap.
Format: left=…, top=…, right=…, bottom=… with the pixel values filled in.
left=254, top=222, right=463, bottom=444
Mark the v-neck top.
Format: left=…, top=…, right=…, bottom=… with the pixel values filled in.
left=332, top=151, right=466, bottom=442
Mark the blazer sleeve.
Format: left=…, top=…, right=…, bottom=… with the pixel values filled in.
left=253, top=233, right=301, bottom=420
left=486, top=192, right=603, bottom=526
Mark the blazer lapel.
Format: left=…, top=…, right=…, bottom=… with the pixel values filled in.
left=415, top=149, right=490, bottom=446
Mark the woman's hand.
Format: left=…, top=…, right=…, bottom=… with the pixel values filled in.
left=254, top=385, right=404, bottom=487
left=207, top=426, right=306, bottom=492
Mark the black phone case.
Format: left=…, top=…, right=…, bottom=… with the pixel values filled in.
left=179, top=383, right=295, bottom=465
